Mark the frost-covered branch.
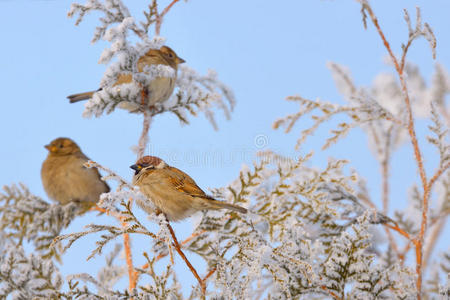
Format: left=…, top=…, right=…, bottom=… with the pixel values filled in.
left=427, top=102, right=450, bottom=171
left=400, top=7, right=436, bottom=72
left=0, top=244, right=63, bottom=299
left=0, top=184, right=79, bottom=260
left=273, top=83, right=402, bottom=151
left=69, top=0, right=235, bottom=134
left=275, top=2, right=448, bottom=296
left=180, top=151, right=412, bottom=298
left=351, top=2, right=443, bottom=297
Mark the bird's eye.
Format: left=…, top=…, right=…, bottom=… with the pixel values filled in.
left=59, top=144, right=64, bottom=148
left=168, top=53, right=174, bottom=58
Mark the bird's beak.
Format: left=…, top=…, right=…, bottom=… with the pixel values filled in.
left=130, top=164, right=142, bottom=175
left=177, top=57, right=186, bottom=64
left=45, top=144, right=57, bottom=152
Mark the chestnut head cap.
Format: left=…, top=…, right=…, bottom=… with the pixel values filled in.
left=130, top=156, right=165, bottom=175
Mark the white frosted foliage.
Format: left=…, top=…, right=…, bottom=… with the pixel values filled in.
left=0, top=0, right=448, bottom=299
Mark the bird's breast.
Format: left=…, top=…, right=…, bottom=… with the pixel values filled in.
left=147, top=76, right=175, bottom=105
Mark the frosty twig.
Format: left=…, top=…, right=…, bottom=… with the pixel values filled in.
left=165, top=221, right=205, bottom=295
left=155, top=0, right=180, bottom=35
left=360, top=1, right=439, bottom=298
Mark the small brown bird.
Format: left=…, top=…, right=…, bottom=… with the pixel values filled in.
left=41, top=137, right=110, bottom=212
left=131, top=156, right=247, bottom=221
left=67, top=46, right=185, bottom=110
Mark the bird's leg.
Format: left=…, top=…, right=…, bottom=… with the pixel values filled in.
left=137, top=83, right=157, bottom=111
left=139, top=83, right=148, bottom=108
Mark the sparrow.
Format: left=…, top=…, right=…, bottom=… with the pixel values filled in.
left=67, top=46, right=185, bottom=110
left=130, top=156, right=247, bottom=221
left=41, top=137, right=110, bottom=212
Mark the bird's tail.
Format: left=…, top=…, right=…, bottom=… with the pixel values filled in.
left=67, top=90, right=96, bottom=103
left=206, top=198, right=247, bottom=214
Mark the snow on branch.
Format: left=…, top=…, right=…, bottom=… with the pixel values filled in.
left=68, top=0, right=145, bottom=42
left=274, top=61, right=450, bottom=163
left=273, top=93, right=397, bottom=151
left=1, top=1, right=446, bottom=298
left=427, top=102, right=450, bottom=169
left=52, top=160, right=164, bottom=258
left=160, top=66, right=235, bottom=130
left=0, top=244, right=63, bottom=299
left=0, top=184, right=80, bottom=260
left=68, top=0, right=235, bottom=130
left=182, top=151, right=408, bottom=298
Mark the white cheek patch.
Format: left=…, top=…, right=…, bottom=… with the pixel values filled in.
left=156, top=160, right=166, bottom=169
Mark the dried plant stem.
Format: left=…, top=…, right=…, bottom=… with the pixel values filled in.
left=362, top=4, right=401, bottom=74
left=165, top=221, right=206, bottom=295
left=384, top=223, right=417, bottom=245
left=203, top=267, right=217, bottom=282
left=399, top=241, right=413, bottom=265
left=155, top=0, right=180, bottom=35
left=362, top=3, right=427, bottom=185
left=381, top=159, right=389, bottom=214
left=320, top=285, right=342, bottom=300
left=428, top=162, right=450, bottom=189
left=121, top=198, right=137, bottom=292
left=362, top=4, right=431, bottom=297
left=135, top=229, right=207, bottom=284
left=137, top=0, right=181, bottom=158
left=383, top=226, right=400, bottom=257
left=122, top=222, right=136, bottom=291
left=384, top=222, right=425, bottom=271
left=360, top=194, right=405, bottom=260
left=380, top=124, right=394, bottom=214
left=368, top=124, right=402, bottom=259
left=92, top=206, right=137, bottom=291
left=379, top=152, right=402, bottom=259
left=155, top=229, right=206, bottom=261
left=421, top=162, right=450, bottom=268
left=137, top=110, right=152, bottom=159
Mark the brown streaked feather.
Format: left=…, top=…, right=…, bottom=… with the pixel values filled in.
left=165, top=166, right=209, bottom=198
left=137, top=51, right=171, bottom=71
left=132, top=156, right=247, bottom=220
left=113, top=73, right=133, bottom=86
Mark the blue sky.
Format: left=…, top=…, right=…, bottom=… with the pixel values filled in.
left=1, top=0, right=449, bottom=295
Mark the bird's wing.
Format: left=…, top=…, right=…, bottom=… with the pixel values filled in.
left=162, top=166, right=209, bottom=198
left=75, top=152, right=110, bottom=193
left=114, top=74, right=133, bottom=86
left=137, top=51, right=168, bottom=72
